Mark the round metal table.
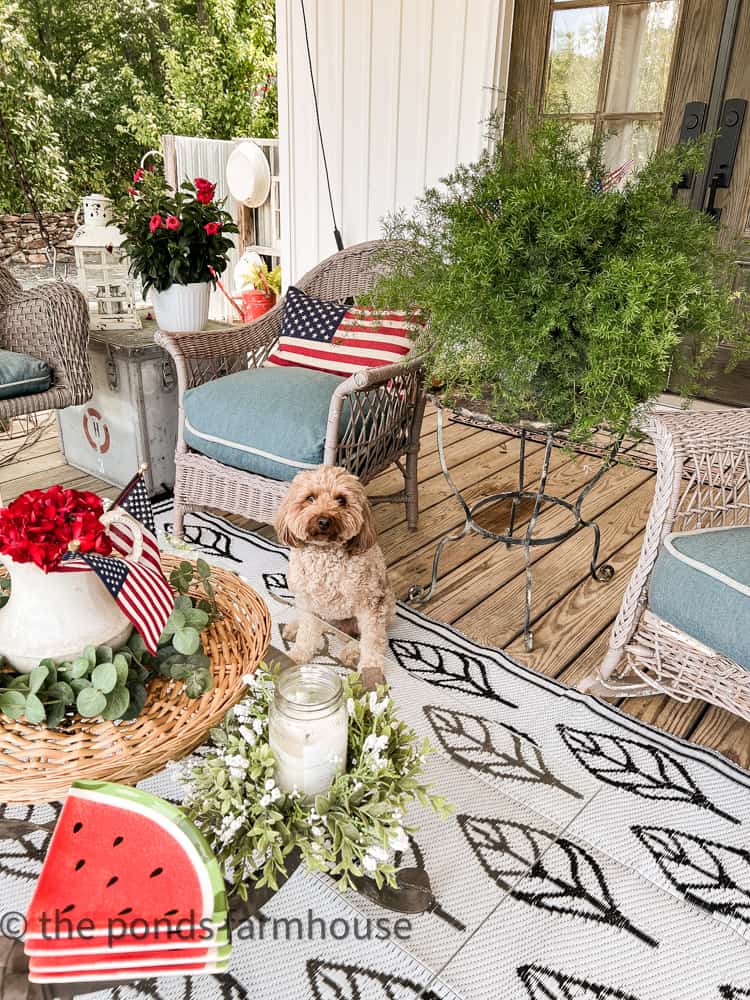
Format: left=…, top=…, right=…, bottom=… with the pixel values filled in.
left=408, top=402, right=617, bottom=651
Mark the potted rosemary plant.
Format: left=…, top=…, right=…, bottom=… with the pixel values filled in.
left=369, top=117, right=748, bottom=441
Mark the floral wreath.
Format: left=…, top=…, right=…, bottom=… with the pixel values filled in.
left=178, top=667, right=451, bottom=898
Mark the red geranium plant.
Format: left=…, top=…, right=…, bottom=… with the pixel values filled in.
left=117, top=170, right=238, bottom=296
left=0, top=486, right=112, bottom=573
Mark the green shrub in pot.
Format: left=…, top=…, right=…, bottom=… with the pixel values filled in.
left=368, top=117, right=748, bottom=440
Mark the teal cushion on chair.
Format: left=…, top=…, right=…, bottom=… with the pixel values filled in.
left=183, top=366, right=350, bottom=482
left=0, top=350, right=52, bottom=400
left=649, top=526, right=750, bottom=669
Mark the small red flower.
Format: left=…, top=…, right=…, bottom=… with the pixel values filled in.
left=133, top=167, right=145, bottom=184
left=194, top=177, right=216, bottom=205
left=127, top=187, right=138, bottom=197
left=166, top=215, right=181, bottom=231
left=203, top=221, right=221, bottom=236
left=149, top=214, right=164, bottom=233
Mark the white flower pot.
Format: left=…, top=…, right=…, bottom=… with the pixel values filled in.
left=0, top=555, right=133, bottom=673
left=150, top=281, right=211, bottom=332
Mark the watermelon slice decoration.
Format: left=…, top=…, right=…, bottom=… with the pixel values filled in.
left=24, top=780, right=231, bottom=984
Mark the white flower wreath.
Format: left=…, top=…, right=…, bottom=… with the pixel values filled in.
left=177, top=667, right=451, bottom=901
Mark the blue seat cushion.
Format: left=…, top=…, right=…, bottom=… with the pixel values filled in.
left=183, top=366, right=350, bottom=482
left=649, top=526, right=750, bottom=669
left=0, top=349, right=52, bottom=400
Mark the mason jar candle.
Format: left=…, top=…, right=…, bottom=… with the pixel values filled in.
left=268, top=664, right=349, bottom=796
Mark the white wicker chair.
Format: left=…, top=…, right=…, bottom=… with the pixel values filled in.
left=156, top=241, right=426, bottom=536
left=581, top=408, right=750, bottom=721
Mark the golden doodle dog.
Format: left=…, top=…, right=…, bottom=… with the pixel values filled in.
left=274, top=466, right=395, bottom=689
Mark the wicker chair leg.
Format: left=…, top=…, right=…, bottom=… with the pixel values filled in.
left=405, top=445, right=419, bottom=531
left=172, top=502, right=186, bottom=540
left=579, top=646, right=666, bottom=699
left=405, top=392, right=427, bottom=531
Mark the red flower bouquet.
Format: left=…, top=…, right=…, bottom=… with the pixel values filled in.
left=0, top=486, right=113, bottom=573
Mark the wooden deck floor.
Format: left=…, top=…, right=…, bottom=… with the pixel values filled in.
left=4, top=408, right=749, bottom=771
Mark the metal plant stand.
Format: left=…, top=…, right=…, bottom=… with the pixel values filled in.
left=408, top=402, right=617, bottom=651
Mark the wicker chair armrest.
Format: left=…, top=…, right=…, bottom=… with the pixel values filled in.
left=155, top=303, right=283, bottom=363
left=0, top=279, right=92, bottom=405
left=324, top=358, right=424, bottom=464
left=155, top=303, right=284, bottom=396
left=649, top=407, right=750, bottom=459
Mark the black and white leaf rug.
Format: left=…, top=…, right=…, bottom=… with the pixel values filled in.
left=2, top=503, right=750, bottom=999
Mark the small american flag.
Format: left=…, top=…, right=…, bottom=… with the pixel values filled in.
left=60, top=473, right=174, bottom=653
left=592, top=158, right=634, bottom=193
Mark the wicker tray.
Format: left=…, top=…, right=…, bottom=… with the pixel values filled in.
left=0, top=555, right=271, bottom=804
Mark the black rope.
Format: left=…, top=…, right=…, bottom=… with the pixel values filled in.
left=298, top=0, right=344, bottom=251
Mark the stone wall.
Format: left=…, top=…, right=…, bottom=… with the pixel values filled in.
left=0, top=211, right=76, bottom=265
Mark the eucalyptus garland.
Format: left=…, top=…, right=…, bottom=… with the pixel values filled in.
left=178, top=668, right=451, bottom=898
left=0, top=559, right=219, bottom=728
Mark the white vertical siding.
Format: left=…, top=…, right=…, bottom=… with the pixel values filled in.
left=276, top=0, right=514, bottom=283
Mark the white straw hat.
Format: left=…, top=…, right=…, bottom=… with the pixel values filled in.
left=226, top=141, right=272, bottom=208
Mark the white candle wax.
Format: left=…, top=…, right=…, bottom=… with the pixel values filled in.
left=269, top=665, right=349, bottom=796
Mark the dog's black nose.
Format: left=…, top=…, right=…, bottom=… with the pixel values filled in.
left=317, top=517, right=331, bottom=531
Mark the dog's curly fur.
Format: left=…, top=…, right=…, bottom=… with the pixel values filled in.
left=274, top=466, right=395, bottom=689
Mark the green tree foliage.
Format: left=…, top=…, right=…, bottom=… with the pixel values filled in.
left=368, top=117, right=749, bottom=440
left=0, top=3, right=72, bottom=211
left=0, top=0, right=277, bottom=212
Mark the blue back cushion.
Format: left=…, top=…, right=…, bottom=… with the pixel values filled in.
left=183, top=366, right=350, bottom=482
left=0, top=350, right=52, bottom=400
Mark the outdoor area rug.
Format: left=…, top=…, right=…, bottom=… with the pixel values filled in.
left=1, top=502, right=750, bottom=998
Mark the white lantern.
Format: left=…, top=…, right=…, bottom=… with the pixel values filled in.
left=71, top=209, right=141, bottom=331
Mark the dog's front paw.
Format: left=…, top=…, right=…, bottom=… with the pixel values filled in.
left=287, top=641, right=313, bottom=665
left=338, top=641, right=360, bottom=669
left=282, top=620, right=299, bottom=642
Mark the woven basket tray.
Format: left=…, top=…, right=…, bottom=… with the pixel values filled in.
left=0, top=555, right=271, bottom=804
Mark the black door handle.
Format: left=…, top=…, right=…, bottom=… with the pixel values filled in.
left=704, top=98, right=747, bottom=217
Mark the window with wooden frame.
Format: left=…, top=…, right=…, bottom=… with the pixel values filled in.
left=538, top=0, right=680, bottom=178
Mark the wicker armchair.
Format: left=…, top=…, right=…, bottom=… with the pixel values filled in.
left=156, top=241, right=427, bottom=536
left=0, top=265, right=92, bottom=422
left=581, top=408, right=750, bottom=721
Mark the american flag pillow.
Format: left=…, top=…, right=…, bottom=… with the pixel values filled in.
left=266, top=285, right=421, bottom=377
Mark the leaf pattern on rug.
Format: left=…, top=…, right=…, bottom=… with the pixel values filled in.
left=558, top=726, right=739, bottom=823
left=111, top=973, right=248, bottom=1000
left=307, top=959, right=442, bottom=999
left=517, top=964, right=642, bottom=999
left=164, top=520, right=241, bottom=563
left=458, top=816, right=658, bottom=948
left=719, top=988, right=750, bottom=998
left=263, top=572, right=294, bottom=606
left=633, top=827, right=750, bottom=923
left=426, top=706, right=582, bottom=798
left=0, top=802, right=60, bottom=882
left=389, top=639, right=517, bottom=707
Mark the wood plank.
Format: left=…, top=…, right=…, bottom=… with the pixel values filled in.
left=680, top=705, right=750, bottom=771
left=451, top=476, right=655, bottom=647
left=426, top=464, right=651, bottom=624
left=0, top=448, right=73, bottom=486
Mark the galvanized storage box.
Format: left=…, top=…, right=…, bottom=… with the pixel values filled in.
left=58, top=322, right=178, bottom=497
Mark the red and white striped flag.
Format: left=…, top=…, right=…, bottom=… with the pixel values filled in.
left=60, top=473, right=173, bottom=653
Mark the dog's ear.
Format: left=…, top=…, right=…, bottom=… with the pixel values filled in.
left=347, top=495, right=377, bottom=556
left=274, top=492, right=302, bottom=549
